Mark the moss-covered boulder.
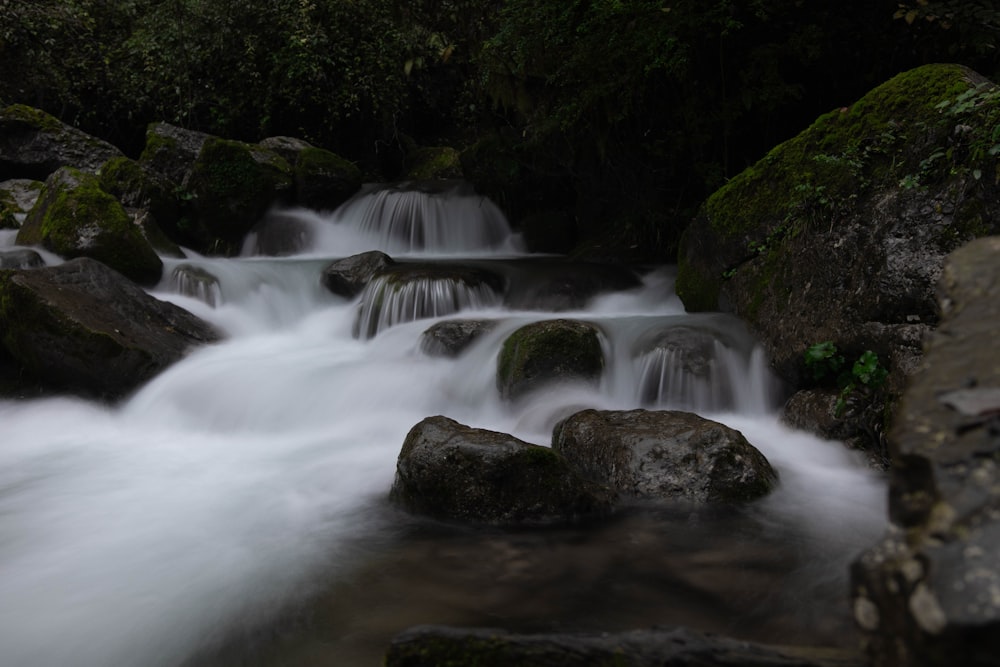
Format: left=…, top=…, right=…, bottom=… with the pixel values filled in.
left=0, top=104, right=123, bottom=181
left=293, top=146, right=362, bottom=211
left=402, top=145, right=463, bottom=181
left=0, top=178, right=43, bottom=228
left=389, top=415, right=616, bottom=526
left=496, top=319, right=605, bottom=401
left=138, top=122, right=212, bottom=187
left=17, top=167, right=163, bottom=285
left=852, top=237, right=1000, bottom=667
left=553, top=409, right=777, bottom=505
left=0, top=258, right=219, bottom=399
left=676, top=64, right=1000, bottom=449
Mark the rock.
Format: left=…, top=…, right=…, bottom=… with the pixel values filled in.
left=321, top=250, right=395, bottom=298
left=98, top=156, right=182, bottom=240
left=181, top=137, right=293, bottom=255
left=353, top=263, right=505, bottom=339
left=496, top=319, right=605, bottom=401
left=17, top=167, right=163, bottom=285
left=169, top=264, right=223, bottom=307
left=675, top=64, right=1000, bottom=454
left=851, top=236, right=1000, bottom=667
left=389, top=415, right=616, bottom=526
left=258, top=136, right=314, bottom=164
left=420, top=319, right=497, bottom=357
left=293, top=146, right=362, bottom=211
left=0, top=258, right=219, bottom=399
left=0, top=104, right=124, bottom=180
left=138, top=122, right=212, bottom=187
left=0, top=178, right=43, bottom=227
left=0, top=249, right=44, bottom=270
left=553, top=409, right=777, bottom=504
left=385, top=624, right=865, bottom=667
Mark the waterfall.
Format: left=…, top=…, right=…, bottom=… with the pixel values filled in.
left=0, top=182, right=886, bottom=667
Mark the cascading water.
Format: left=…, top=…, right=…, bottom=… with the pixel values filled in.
left=0, top=184, right=886, bottom=667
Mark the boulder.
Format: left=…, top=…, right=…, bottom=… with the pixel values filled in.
left=0, top=178, right=43, bottom=227
left=321, top=250, right=395, bottom=298
left=389, top=416, right=616, bottom=525
left=17, top=167, right=163, bottom=285
left=0, top=104, right=123, bottom=181
left=0, top=258, right=219, bottom=399
left=401, top=145, right=464, bottom=181
left=851, top=237, right=1000, bottom=667
left=243, top=209, right=315, bottom=256
left=98, top=156, right=181, bottom=237
left=420, top=319, right=497, bottom=358
left=353, top=263, right=504, bottom=339
left=553, top=409, right=777, bottom=505
left=675, top=64, right=1000, bottom=452
left=0, top=249, right=44, bottom=270
left=169, top=264, right=223, bottom=307
left=293, top=146, right=362, bottom=211
left=138, top=122, right=212, bottom=187
left=385, top=624, right=864, bottom=667
left=496, top=319, right=605, bottom=401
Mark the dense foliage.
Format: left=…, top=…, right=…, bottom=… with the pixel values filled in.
left=1, top=0, right=997, bottom=258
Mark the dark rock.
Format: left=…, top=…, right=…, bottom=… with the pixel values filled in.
left=553, top=409, right=777, bottom=505
left=0, top=178, right=43, bottom=227
left=402, top=145, right=463, bottom=181
left=675, top=64, right=1000, bottom=457
left=385, top=624, right=865, bottom=667
left=0, top=248, right=44, bottom=270
left=389, top=415, right=616, bottom=526
left=244, top=209, right=315, bottom=256
left=420, top=319, right=497, bottom=357
left=782, top=389, right=888, bottom=468
left=258, top=136, right=313, bottom=165
left=321, top=250, right=395, bottom=298
left=0, top=258, right=219, bottom=399
left=496, top=319, right=604, bottom=402
left=17, top=167, right=163, bottom=285
left=0, top=104, right=123, bottom=181
left=851, top=236, right=1000, bottom=667
left=138, top=122, right=212, bottom=187
left=293, top=146, right=362, bottom=211
left=98, top=156, right=182, bottom=240
left=353, top=263, right=504, bottom=339
left=169, top=264, right=222, bottom=307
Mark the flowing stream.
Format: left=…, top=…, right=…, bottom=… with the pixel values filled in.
left=0, top=183, right=886, bottom=666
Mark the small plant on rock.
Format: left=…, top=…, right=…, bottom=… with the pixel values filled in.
left=805, top=342, right=888, bottom=416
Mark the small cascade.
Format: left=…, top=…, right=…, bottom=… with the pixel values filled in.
left=170, top=264, right=223, bottom=307
left=329, top=181, right=516, bottom=254
left=353, top=273, right=502, bottom=339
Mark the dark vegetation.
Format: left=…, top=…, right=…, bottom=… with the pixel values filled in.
left=2, top=0, right=998, bottom=260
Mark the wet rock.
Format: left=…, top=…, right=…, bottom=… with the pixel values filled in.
left=0, top=178, right=43, bottom=227
left=98, top=156, right=182, bottom=245
left=553, top=409, right=777, bottom=505
left=389, top=415, right=616, bottom=526
left=0, top=248, right=44, bottom=270
left=17, top=167, right=163, bottom=285
left=260, top=137, right=362, bottom=211
left=496, top=319, right=605, bottom=402
left=170, top=264, right=223, bottom=307
left=0, top=104, right=123, bottom=181
left=676, top=64, right=1000, bottom=457
left=851, top=236, right=1000, bottom=666
left=503, top=260, right=641, bottom=311
left=0, top=258, right=219, bottom=399
left=385, top=624, right=865, bottom=667
left=244, top=210, right=315, bottom=256
left=321, top=250, right=395, bottom=298
left=420, top=319, right=497, bottom=358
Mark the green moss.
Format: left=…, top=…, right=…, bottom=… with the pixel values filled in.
left=138, top=127, right=179, bottom=164
left=403, top=146, right=463, bottom=181
left=296, top=146, right=360, bottom=181
left=497, top=320, right=604, bottom=400
left=1, top=104, right=63, bottom=132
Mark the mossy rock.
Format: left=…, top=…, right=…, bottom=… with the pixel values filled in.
left=185, top=137, right=286, bottom=254
left=17, top=167, right=162, bottom=284
left=675, top=63, right=1000, bottom=403
left=0, top=104, right=123, bottom=180
left=293, top=146, right=362, bottom=211
left=0, top=179, right=43, bottom=228
left=496, top=319, right=605, bottom=401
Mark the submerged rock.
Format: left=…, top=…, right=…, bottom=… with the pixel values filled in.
left=553, top=409, right=777, bottom=505
left=389, top=415, right=616, bottom=526
left=852, top=236, right=1000, bottom=667
left=385, top=624, right=864, bottom=667
left=0, top=258, right=219, bottom=399
left=17, top=167, right=163, bottom=285
left=0, top=248, right=44, bottom=270
left=496, top=319, right=605, bottom=402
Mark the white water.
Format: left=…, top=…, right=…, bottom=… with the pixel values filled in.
left=0, top=186, right=886, bottom=666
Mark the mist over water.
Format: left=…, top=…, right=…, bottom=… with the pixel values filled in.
left=0, top=185, right=886, bottom=666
